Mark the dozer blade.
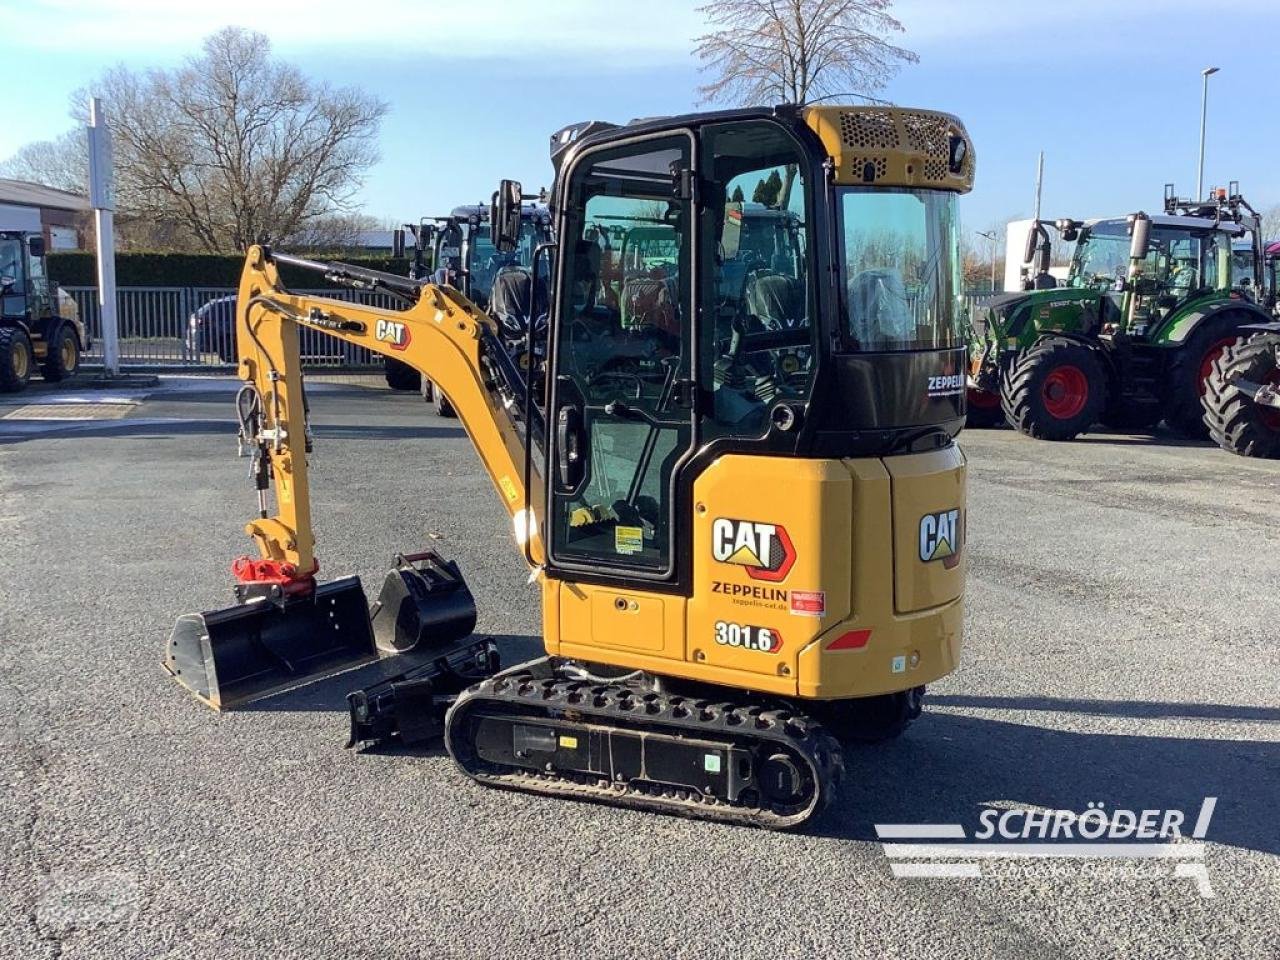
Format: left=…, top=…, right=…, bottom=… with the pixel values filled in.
left=165, top=575, right=376, bottom=710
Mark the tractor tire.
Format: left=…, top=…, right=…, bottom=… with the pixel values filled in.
left=433, top=385, right=455, bottom=418
left=0, top=326, right=34, bottom=393
left=1000, top=336, right=1106, bottom=441
left=965, top=387, right=1004, bottom=428
left=811, top=686, right=925, bottom=745
left=1164, top=313, right=1255, bottom=438
left=1202, top=333, right=1280, bottom=459
left=40, top=324, right=80, bottom=382
left=384, top=357, right=420, bottom=391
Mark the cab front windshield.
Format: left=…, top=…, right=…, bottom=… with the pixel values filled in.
left=839, top=188, right=960, bottom=351
left=1070, top=219, right=1236, bottom=296
left=469, top=219, right=548, bottom=302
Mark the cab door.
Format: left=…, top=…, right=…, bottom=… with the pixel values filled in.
left=545, top=132, right=697, bottom=585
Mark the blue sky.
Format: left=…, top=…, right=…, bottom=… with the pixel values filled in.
left=3, top=0, right=1277, bottom=237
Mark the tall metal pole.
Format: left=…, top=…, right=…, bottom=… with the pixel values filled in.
left=88, top=96, right=119, bottom=377
left=1032, top=151, right=1044, bottom=224
left=1196, top=67, right=1219, bottom=200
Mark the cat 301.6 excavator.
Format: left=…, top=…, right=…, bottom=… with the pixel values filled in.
left=166, top=105, right=975, bottom=830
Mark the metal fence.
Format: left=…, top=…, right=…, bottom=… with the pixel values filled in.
left=65, top=285, right=1000, bottom=371
left=67, top=286, right=405, bottom=371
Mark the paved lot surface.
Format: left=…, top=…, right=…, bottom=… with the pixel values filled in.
left=2, top=378, right=1278, bottom=959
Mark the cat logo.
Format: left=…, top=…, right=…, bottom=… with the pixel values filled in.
left=375, top=319, right=411, bottom=351
left=711, top=518, right=796, bottom=582
left=919, top=508, right=962, bottom=569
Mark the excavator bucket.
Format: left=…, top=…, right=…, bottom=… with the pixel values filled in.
left=165, top=576, right=376, bottom=710
left=165, top=553, right=481, bottom=711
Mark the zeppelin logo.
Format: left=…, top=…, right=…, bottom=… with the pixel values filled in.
left=711, top=518, right=796, bottom=582
left=927, top=373, right=964, bottom=398
left=375, top=319, right=411, bottom=351
left=919, top=508, right=962, bottom=568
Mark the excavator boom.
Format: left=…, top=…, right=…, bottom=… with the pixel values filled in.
left=165, top=246, right=543, bottom=708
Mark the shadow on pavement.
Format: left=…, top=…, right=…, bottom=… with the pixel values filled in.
left=217, top=656, right=1280, bottom=857
left=822, top=709, right=1279, bottom=857
left=0, top=419, right=465, bottom=444
left=243, top=633, right=543, bottom=714
left=930, top=693, right=1280, bottom=723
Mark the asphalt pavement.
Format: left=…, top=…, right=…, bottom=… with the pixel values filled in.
left=1, top=377, right=1277, bottom=959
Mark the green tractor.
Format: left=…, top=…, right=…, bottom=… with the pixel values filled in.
left=0, top=230, right=89, bottom=393
left=967, top=184, right=1271, bottom=440
left=387, top=203, right=553, bottom=415
left=1202, top=240, right=1280, bottom=457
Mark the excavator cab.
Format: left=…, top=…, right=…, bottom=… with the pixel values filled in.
left=167, top=105, right=975, bottom=829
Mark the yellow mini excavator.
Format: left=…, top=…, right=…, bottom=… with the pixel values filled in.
left=166, top=105, right=975, bottom=829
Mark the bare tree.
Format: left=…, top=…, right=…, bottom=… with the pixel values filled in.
left=72, top=27, right=387, bottom=253
left=695, top=0, right=916, bottom=105
left=0, top=131, right=88, bottom=194
left=282, top=212, right=383, bottom=252
left=1262, top=204, right=1280, bottom=242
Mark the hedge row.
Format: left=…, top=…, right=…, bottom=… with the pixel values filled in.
left=48, top=252, right=417, bottom=289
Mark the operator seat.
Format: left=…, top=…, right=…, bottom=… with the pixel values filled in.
left=744, top=271, right=805, bottom=331
left=847, top=269, right=912, bottom=347
left=621, top=269, right=679, bottom=336
left=489, top=267, right=546, bottom=336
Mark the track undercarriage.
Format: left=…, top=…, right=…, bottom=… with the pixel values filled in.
left=352, top=653, right=845, bottom=830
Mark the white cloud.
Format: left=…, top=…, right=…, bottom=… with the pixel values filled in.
left=14, top=0, right=706, bottom=61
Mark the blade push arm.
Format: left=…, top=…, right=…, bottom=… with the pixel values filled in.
left=233, top=245, right=544, bottom=588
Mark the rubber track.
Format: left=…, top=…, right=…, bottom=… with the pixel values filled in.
left=445, top=659, right=845, bottom=830
left=1203, top=334, right=1280, bottom=459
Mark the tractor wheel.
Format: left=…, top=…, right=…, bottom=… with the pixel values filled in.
left=433, top=384, right=455, bottom=418
left=811, top=686, right=925, bottom=744
left=40, top=324, right=80, bottom=382
left=1202, top=333, right=1280, bottom=459
left=1000, top=336, right=1106, bottom=441
left=1164, top=314, right=1254, bottom=438
left=965, top=386, right=1004, bottom=428
left=0, top=326, right=34, bottom=393
left=383, top=357, right=420, bottom=391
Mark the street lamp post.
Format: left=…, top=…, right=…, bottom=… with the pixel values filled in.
left=977, top=230, right=998, bottom=291
left=1197, top=66, right=1219, bottom=200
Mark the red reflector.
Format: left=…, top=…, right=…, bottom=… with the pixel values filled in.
left=827, top=629, right=872, bottom=651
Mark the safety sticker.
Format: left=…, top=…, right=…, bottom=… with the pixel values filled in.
left=704, top=753, right=722, bottom=774
left=615, top=525, right=644, bottom=555
left=498, top=475, right=519, bottom=503
left=558, top=735, right=579, bottom=750
left=789, top=590, right=825, bottom=617
left=891, top=655, right=907, bottom=674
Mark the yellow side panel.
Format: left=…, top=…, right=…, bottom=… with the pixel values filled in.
left=794, top=452, right=964, bottom=699
left=886, top=446, right=967, bottom=614
left=555, top=581, right=685, bottom=659
left=687, top=456, right=853, bottom=688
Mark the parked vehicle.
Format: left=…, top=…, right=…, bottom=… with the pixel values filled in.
left=966, top=184, right=1273, bottom=439
left=186, top=294, right=361, bottom=366
left=0, top=230, right=89, bottom=392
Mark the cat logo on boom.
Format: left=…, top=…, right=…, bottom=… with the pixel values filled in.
left=375, top=319, right=411, bottom=351
left=919, top=508, right=962, bottom=569
left=711, top=518, right=796, bottom=582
